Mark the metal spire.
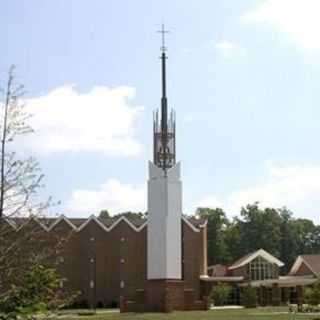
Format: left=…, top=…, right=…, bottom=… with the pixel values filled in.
left=153, top=25, right=176, bottom=172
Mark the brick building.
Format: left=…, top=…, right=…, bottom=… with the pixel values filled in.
left=2, top=36, right=210, bottom=312
left=204, top=249, right=319, bottom=306
left=2, top=214, right=207, bottom=309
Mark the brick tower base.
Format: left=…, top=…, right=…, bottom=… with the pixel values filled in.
left=120, top=279, right=209, bottom=313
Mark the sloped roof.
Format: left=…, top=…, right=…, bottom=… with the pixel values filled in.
left=228, top=249, right=284, bottom=270
left=207, top=264, right=228, bottom=277
left=290, top=255, right=320, bottom=276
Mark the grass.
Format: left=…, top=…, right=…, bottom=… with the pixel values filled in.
left=54, top=307, right=320, bottom=320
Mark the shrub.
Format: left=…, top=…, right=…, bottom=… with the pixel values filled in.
left=242, top=285, right=257, bottom=308
left=110, top=300, right=118, bottom=308
left=0, top=261, right=78, bottom=316
left=210, top=282, right=232, bottom=306
left=304, top=280, right=320, bottom=306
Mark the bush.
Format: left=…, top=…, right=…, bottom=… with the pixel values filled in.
left=304, top=280, right=320, bottom=306
left=0, top=261, right=78, bottom=316
left=110, top=300, right=118, bottom=308
left=210, top=282, right=232, bottom=306
left=242, top=285, right=257, bottom=308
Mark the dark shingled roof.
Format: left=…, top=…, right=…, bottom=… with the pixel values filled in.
left=208, top=264, right=228, bottom=277
left=301, top=255, right=320, bottom=275
left=228, top=252, right=255, bottom=269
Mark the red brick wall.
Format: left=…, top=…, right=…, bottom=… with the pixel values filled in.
left=3, top=218, right=206, bottom=308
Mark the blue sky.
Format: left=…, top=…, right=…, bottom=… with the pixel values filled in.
left=2, top=0, right=320, bottom=221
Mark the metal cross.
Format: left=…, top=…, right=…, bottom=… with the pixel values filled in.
left=157, top=24, right=169, bottom=52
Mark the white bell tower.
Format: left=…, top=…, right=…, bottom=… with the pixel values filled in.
left=147, top=25, right=182, bottom=280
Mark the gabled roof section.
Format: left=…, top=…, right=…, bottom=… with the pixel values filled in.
left=182, top=216, right=207, bottom=232
left=290, top=255, right=320, bottom=277
left=229, top=249, right=284, bottom=270
left=208, top=264, right=228, bottom=277
left=48, top=215, right=77, bottom=231
left=77, top=215, right=147, bottom=232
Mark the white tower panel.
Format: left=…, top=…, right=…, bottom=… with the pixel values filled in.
left=147, top=161, right=182, bottom=280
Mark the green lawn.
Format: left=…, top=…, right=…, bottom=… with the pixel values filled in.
left=55, top=307, right=320, bottom=320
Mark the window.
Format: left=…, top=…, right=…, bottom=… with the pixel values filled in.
left=248, top=256, right=278, bottom=280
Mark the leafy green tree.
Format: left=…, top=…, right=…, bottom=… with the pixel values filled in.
left=0, top=261, right=78, bottom=316
left=210, top=282, right=232, bottom=306
left=241, top=285, right=257, bottom=308
left=0, top=67, right=59, bottom=309
left=99, top=209, right=110, bottom=219
left=304, top=280, right=320, bottom=306
left=196, top=207, right=231, bottom=265
left=114, top=211, right=146, bottom=219
left=237, top=203, right=282, bottom=258
left=279, top=208, right=299, bottom=273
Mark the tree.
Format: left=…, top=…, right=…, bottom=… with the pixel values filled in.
left=99, top=209, right=110, bottom=219
left=210, top=282, right=232, bottom=306
left=0, top=260, right=78, bottom=316
left=0, top=67, right=69, bottom=313
left=237, top=203, right=282, bottom=258
left=279, top=208, right=299, bottom=273
left=196, top=207, right=231, bottom=265
left=241, top=285, right=257, bottom=308
left=304, top=280, right=320, bottom=306
left=98, top=210, right=147, bottom=220
left=0, top=66, right=50, bottom=219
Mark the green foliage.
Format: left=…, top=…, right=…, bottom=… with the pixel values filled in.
left=194, top=203, right=320, bottom=272
left=99, top=210, right=147, bottom=219
left=304, top=280, right=320, bottom=306
left=196, top=207, right=231, bottom=265
left=210, top=282, right=232, bottom=306
left=116, top=211, right=146, bottom=219
left=241, top=285, right=257, bottom=308
left=0, top=261, right=77, bottom=316
left=99, top=209, right=110, bottom=219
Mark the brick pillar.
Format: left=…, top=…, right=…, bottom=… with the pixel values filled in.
left=257, top=286, right=263, bottom=306
left=283, top=287, right=290, bottom=305
left=272, top=284, right=280, bottom=306
left=296, top=286, right=303, bottom=311
left=135, top=289, right=145, bottom=312
left=120, top=296, right=127, bottom=313
left=260, top=286, right=267, bottom=306
left=164, top=288, right=172, bottom=313
left=184, top=289, right=195, bottom=310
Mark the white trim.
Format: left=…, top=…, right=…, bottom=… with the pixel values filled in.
left=7, top=215, right=201, bottom=234
left=182, top=216, right=200, bottom=233
left=48, top=215, right=77, bottom=231
left=289, top=256, right=318, bottom=277
left=200, top=275, right=244, bottom=282
left=229, top=249, right=284, bottom=270
left=199, top=219, right=208, bottom=228
left=15, top=216, right=50, bottom=232
left=77, top=214, right=147, bottom=233
left=77, top=215, right=108, bottom=232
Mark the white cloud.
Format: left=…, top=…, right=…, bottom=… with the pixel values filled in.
left=20, top=85, right=143, bottom=156
left=242, top=0, right=320, bottom=52
left=215, top=40, right=243, bottom=58
left=196, top=163, right=320, bottom=220
left=67, top=179, right=146, bottom=216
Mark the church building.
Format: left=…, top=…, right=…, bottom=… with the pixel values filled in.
left=2, top=31, right=210, bottom=312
